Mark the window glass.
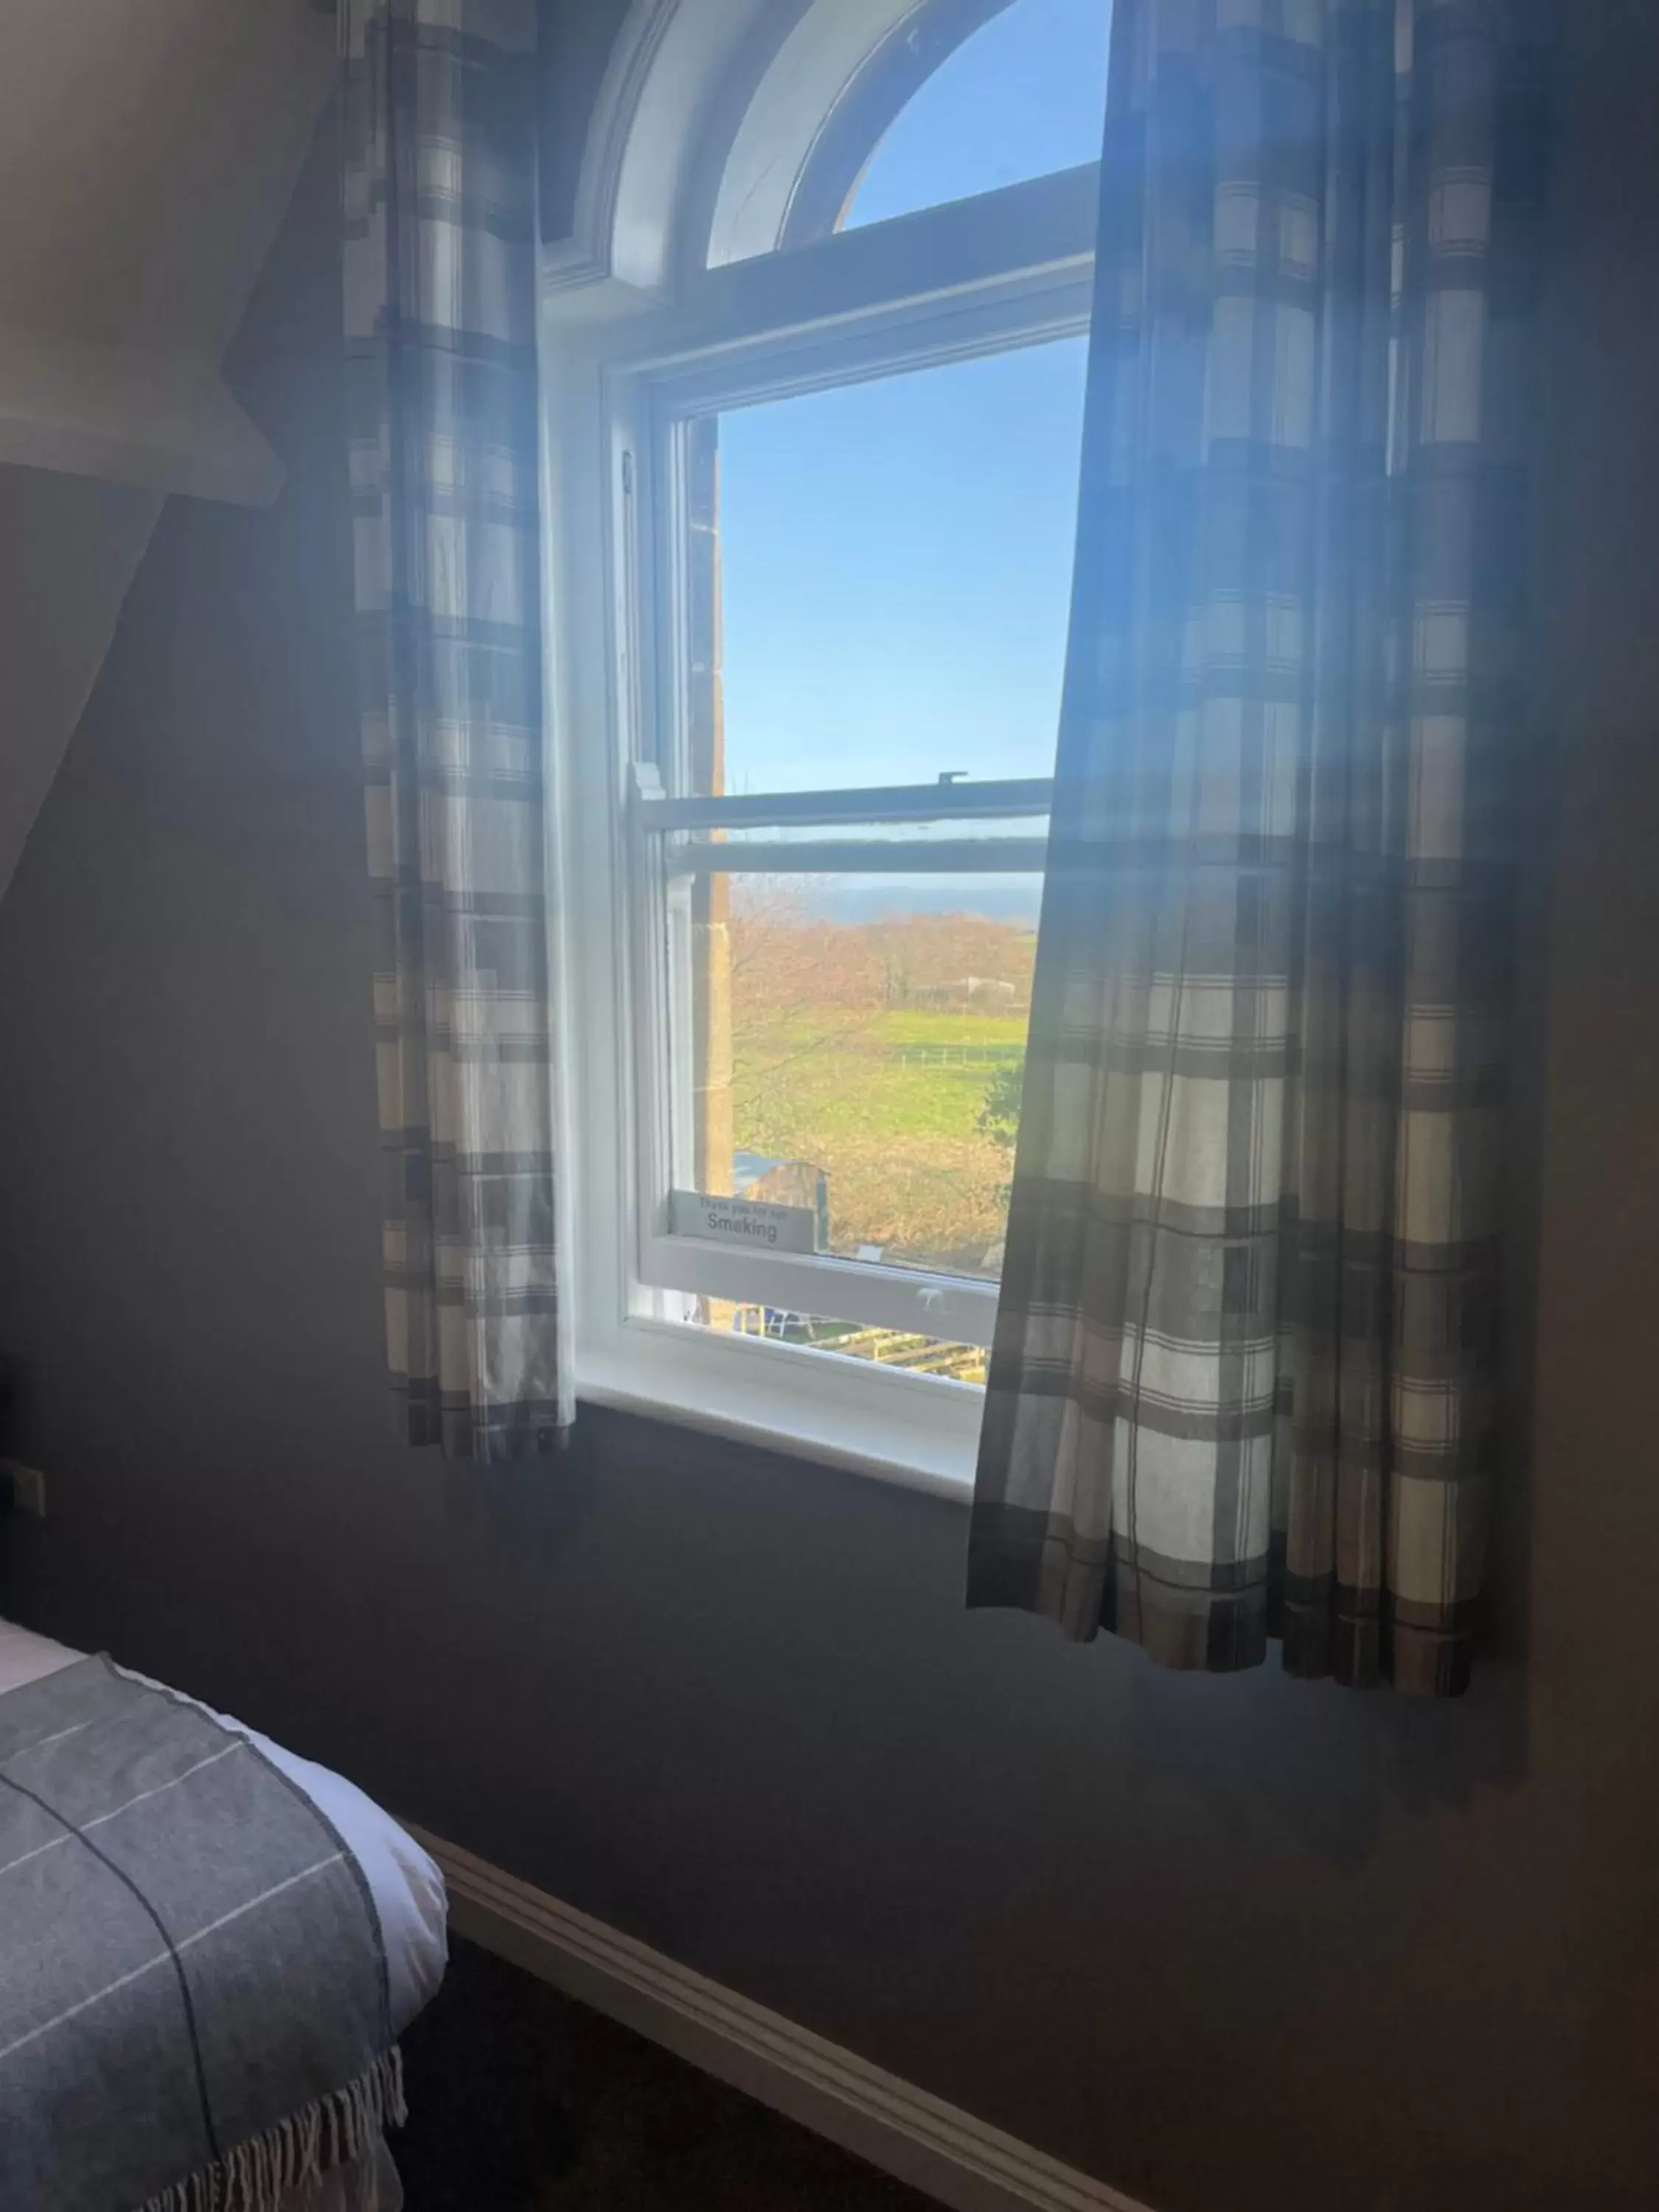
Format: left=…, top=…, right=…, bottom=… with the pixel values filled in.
left=709, top=335, right=1089, bottom=799
left=669, top=867, right=1040, bottom=1291
left=845, top=0, right=1110, bottom=231
left=661, top=337, right=1088, bottom=1374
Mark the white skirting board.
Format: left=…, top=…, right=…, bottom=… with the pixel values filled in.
left=407, top=1826, right=1154, bottom=2212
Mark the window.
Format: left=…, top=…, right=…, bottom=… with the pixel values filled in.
left=545, top=0, right=1102, bottom=1486
left=846, top=0, right=1111, bottom=229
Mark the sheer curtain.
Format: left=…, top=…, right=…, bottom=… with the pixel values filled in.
left=342, top=0, right=569, bottom=1461
left=970, top=0, right=1548, bottom=1692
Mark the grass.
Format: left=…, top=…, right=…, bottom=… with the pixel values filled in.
left=868, top=1009, right=1029, bottom=1048
left=731, top=1009, right=1024, bottom=1265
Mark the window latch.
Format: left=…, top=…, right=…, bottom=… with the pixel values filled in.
left=630, top=760, right=667, bottom=811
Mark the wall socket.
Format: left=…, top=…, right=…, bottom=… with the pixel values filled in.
left=0, top=1460, right=46, bottom=1518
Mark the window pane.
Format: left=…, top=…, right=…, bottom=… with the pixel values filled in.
left=846, top=0, right=1110, bottom=230
left=664, top=343, right=1080, bottom=1366
left=703, top=337, right=1089, bottom=801
left=669, top=872, right=1037, bottom=1288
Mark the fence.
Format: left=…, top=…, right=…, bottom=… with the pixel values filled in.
left=891, top=1043, right=1026, bottom=1071
left=730, top=1310, right=988, bottom=1384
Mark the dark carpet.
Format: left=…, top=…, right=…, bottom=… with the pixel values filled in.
left=394, top=1936, right=939, bottom=2210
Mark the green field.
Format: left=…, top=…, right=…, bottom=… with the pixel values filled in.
left=866, top=1009, right=1029, bottom=1048
left=731, top=1005, right=1026, bottom=1269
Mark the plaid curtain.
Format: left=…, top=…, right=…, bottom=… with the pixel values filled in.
left=970, top=0, right=1548, bottom=1693
left=343, top=0, right=569, bottom=1461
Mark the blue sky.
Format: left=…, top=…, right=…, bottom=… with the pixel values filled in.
left=849, top=0, right=1112, bottom=229
left=715, top=0, right=1110, bottom=799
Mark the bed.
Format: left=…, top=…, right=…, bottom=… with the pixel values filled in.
left=0, top=1617, right=447, bottom=2212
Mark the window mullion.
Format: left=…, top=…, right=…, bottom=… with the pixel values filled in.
left=635, top=774, right=1054, bottom=832
left=663, top=838, right=1051, bottom=877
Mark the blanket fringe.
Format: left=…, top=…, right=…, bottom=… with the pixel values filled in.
left=138, top=2045, right=406, bottom=2212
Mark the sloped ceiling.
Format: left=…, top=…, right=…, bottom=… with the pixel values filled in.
left=0, top=0, right=335, bottom=899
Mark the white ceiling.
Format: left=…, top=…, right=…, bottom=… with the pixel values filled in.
left=0, top=0, right=336, bottom=898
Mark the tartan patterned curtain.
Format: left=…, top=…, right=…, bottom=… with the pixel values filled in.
left=343, top=0, right=569, bottom=1461
left=970, top=0, right=1547, bottom=1693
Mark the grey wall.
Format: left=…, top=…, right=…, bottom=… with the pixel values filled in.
left=2, top=15, right=1657, bottom=2212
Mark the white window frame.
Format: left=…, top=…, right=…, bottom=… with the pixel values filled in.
left=541, top=49, right=1096, bottom=1490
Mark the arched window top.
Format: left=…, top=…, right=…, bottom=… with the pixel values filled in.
left=702, top=0, right=1108, bottom=271
left=548, top=0, right=1105, bottom=309
left=844, top=0, right=1111, bottom=232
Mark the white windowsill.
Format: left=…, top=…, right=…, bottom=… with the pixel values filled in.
left=577, top=1319, right=981, bottom=1501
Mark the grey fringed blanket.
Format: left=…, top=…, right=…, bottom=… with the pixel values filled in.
left=0, top=1655, right=403, bottom=2212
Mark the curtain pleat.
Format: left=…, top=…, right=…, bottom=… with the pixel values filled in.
left=342, top=0, right=569, bottom=1461
left=970, top=0, right=1549, bottom=1692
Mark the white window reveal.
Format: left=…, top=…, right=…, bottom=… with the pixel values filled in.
left=542, top=0, right=1105, bottom=1487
